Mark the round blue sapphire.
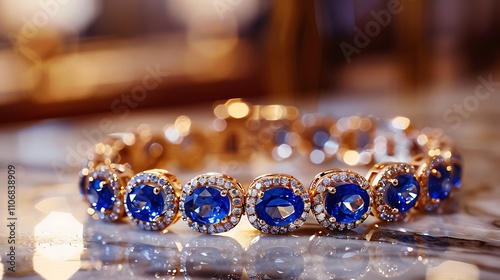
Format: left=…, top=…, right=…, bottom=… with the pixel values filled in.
left=324, top=184, right=370, bottom=223
left=126, top=184, right=166, bottom=222
left=87, top=178, right=115, bottom=211
left=428, top=163, right=453, bottom=200
left=184, top=186, right=230, bottom=225
left=255, top=187, right=304, bottom=226
left=384, top=174, right=419, bottom=212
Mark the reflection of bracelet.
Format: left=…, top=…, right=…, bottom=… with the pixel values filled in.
left=79, top=99, right=463, bottom=234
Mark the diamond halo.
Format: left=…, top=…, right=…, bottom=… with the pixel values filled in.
left=246, top=173, right=310, bottom=234
left=179, top=173, right=244, bottom=234
left=309, top=169, right=372, bottom=231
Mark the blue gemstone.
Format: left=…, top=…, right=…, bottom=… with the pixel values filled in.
left=126, top=184, right=166, bottom=222
left=184, top=186, right=230, bottom=225
left=87, top=178, right=115, bottom=211
left=324, top=183, right=370, bottom=223
left=428, top=163, right=453, bottom=200
left=255, top=187, right=304, bottom=226
left=385, top=174, right=419, bottom=212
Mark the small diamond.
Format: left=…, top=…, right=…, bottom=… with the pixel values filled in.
left=249, top=215, right=256, bottom=223
left=225, top=181, right=232, bottom=189
left=332, top=174, right=339, bottom=181
left=232, top=208, right=242, bottom=215
left=247, top=207, right=255, bottom=215
left=150, top=175, right=158, bottom=183
left=208, top=176, right=216, bottom=184
left=261, top=225, right=269, bottom=233
left=314, top=194, right=322, bottom=204
left=230, top=216, right=238, bottom=224
left=281, top=177, right=289, bottom=185
left=217, top=178, right=224, bottom=186
left=340, top=172, right=347, bottom=181
left=232, top=198, right=242, bottom=205
left=349, top=174, right=356, bottom=182
left=270, top=227, right=279, bottom=234
left=273, top=177, right=280, bottom=185
left=317, top=213, right=325, bottom=221
left=256, top=182, right=262, bottom=190
left=317, top=185, right=325, bottom=193
left=224, top=223, right=232, bottom=230
left=322, top=220, right=329, bottom=227
left=206, top=225, right=214, bottom=234
left=158, top=178, right=165, bottom=186
left=250, top=189, right=257, bottom=197
left=247, top=198, right=255, bottom=205
left=314, top=204, right=324, bottom=213
left=291, top=180, right=298, bottom=188
left=230, top=188, right=240, bottom=196
left=217, top=225, right=225, bottom=233
left=322, top=178, right=330, bottom=186
left=264, top=178, right=271, bottom=187
left=199, top=177, right=206, bottom=185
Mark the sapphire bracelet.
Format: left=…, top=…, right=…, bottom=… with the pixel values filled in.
left=79, top=99, right=462, bottom=234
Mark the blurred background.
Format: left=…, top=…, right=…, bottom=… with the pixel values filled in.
left=0, top=0, right=499, bottom=124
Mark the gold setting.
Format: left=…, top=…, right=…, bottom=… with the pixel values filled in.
left=367, top=162, right=419, bottom=222
left=309, top=169, right=372, bottom=231
left=86, top=163, right=133, bottom=222
left=245, top=173, right=310, bottom=234
left=124, top=169, right=181, bottom=231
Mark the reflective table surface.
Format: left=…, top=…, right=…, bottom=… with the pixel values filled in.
left=1, top=92, right=500, bottom=279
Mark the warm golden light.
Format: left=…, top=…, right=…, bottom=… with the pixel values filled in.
left=227, top=101, right=250, bottom=119
left=34, top=211, right=83, bottom=280
left=343, top=150, right=360, bottom=166
left=175, top=115, right=192, bottom=136
left=391, top=116, right=411, bottom=130
left=262, top=105, right=284, bottom=121
left=426, top=260, right=479, bottom=280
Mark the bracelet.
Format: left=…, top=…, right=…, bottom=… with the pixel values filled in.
left=78, top=99, right=462, bottom=234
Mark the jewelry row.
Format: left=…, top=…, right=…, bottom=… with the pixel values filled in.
left=81, top=147, right=461, bottom=234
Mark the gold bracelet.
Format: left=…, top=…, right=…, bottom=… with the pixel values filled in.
left=78, top=99, right=462, bottom=234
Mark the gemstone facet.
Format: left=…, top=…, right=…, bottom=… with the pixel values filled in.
left=126, top=184, right=166, bottom=222
left=255, top=187, right=304, bottom=226
left=384, top=174, right=419, bottom=212
left=324, top=183, right=370, bottom=223
left=87, top=178, right=115, bottom=211
left=428, top=163, right=453, bottom=200
left=184, top=186, right=230, bottom=225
